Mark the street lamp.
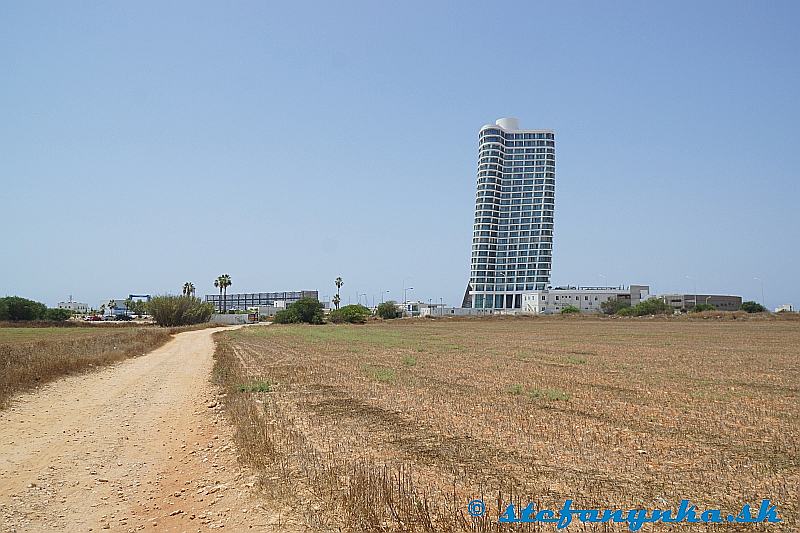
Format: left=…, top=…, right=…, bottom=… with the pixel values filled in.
left=381, top=290, right=390, bottom=303
left=403, top=287, right=414, bottom=316
left=685, top=275, right=697, bottom=309
left=754, top=277, right=765, bottom=308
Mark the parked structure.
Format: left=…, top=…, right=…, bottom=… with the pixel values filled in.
left=522, top=285, right=651, bottom=314
left=205, top=290, right=318, bottom=312
left=466, top=117, right=556, bottom=310
left=659, top=294, right=742, bottom=312
left=57, top=296, right=88, bottom=314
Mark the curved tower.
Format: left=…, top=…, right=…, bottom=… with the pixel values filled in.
left=468, top=118, right=556, bottom=309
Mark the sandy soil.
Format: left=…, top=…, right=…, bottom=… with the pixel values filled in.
left=0, top=326, right=302, bottom=532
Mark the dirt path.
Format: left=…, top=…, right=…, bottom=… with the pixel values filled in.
left=0, top=326, right=302, bottom=532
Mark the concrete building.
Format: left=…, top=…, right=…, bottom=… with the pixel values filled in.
left=467, top=117, right=556, bottom=311
left=206, top=290, right=318, bottom=312
left=420, top=306, right=497, bottom=317
left=775, top=304, right=794, bottom=313
left=57, top=297, right=88, bottom=314
left=659, top=294, right=742, bottom=312
left=522, top=285, right=650, bottom=314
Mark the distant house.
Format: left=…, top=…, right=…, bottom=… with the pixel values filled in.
left=58, top=298, right=88, bottom=314
left=775, top=304, right=795, bottom=313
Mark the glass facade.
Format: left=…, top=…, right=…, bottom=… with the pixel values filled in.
left=469, top=121, right=555, bottom=309
left=206, top=290, right=319, bottom=311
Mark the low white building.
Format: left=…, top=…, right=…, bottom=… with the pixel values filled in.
left=522, top=285, right=651, bottom=314
left=419, top=306, right=497, bottom=317
left=57, top=298, right=88, bottom=314
left=775, top=304, right=795, bottom=313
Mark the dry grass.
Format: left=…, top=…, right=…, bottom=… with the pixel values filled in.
left=0, top=326, right=173, bottom=407
left=213, top=318, right=799, bottom=531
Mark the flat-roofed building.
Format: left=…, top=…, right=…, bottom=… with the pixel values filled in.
left=522, top=285, right=651, bottom=314
left=205, top=290, right=318, bottom=312
left=57, top=298, right=88, bottom=314
left=659, top=294, right=742, bottom=311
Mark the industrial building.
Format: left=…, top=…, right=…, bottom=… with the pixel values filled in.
left=205, top=290, right=318, bottom=312
left=659, top=294, right=742, bottom=312
left=522, top=285, right=651, bottom=314
left=466, top=117, right=556, bottom=310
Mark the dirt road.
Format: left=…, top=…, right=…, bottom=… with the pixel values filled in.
left=0, top=326, right=299, bottom=532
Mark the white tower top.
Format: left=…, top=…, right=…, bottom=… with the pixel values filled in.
left=495, top=117, right=519, bottom=130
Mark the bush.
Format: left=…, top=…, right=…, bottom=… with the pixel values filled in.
left=600, top=298, right=631, bottom=315
left=560, top=305, right=580, bottom=314
left=328, top=304, right=371, bottom=324
left=691, top=303, right=716, bottom=313
left=616, top=306, right=635, bottom=316
left=44, top=308, right=73, bottom=321
left=376, top=301, right=402, bottom=319
left=272, top=308, right=299, bottom=324
left=741, top=301, right=766, bottom=313
left=0, top=296, right=48, bottom=321
left=148, top=295, right=214, bottom=327
left=631, top=297, right=673, bottom=316
left=272, top=298, right=324, bottom=324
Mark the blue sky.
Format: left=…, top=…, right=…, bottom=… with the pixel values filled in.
left=1, top=1, right=798, bottom=309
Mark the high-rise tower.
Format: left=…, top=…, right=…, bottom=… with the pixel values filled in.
left=468, top=118, right=556, bottom=309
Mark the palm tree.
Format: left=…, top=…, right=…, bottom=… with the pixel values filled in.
left=215, top=274, right=232, bottom=312
left=214, top=278, right=222, bottom=312
left=334, top=277, right=343, bottom=310
left=182, top=282, right=195, bottom=298
left=124, top=297, right=133, bottom=317
left=107, top=299, right=116, bottom=317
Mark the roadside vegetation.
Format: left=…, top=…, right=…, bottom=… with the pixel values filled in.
left=272, top=297, right=325, bottom=324
left=147, top=295, right=214, bottom=327
left=213, top=318, right=799, bottom=531
left=0, top=327, right=172, bottom=407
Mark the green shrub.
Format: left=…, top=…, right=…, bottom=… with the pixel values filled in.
left=561, top=305, right=580, bottom=314
left=616, top=306, right=635, bottom=316
left=272, top=297, right=324, bottom=324
left=44, top=308, right=73, bottom=321
left=148, top=295, right=214, bottom=327
left=741, top=301, right=766, bottom=313
left=629, top=297, right=673, bottom=316
left=691, top=303, right=716, bottom=312
left=328, top=304, right=371, bottom=324
left=0, top=296, right=48, bottom=321
left=376, top=300, right=402, bottom=319
left=272, top=308, right=300, bottom=324
left=600, top=298, right=631, bottom=315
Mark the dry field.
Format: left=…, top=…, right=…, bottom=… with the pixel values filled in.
left=0, top=325, right=172, bottom=407
left=214, top=317, right=799, bottom=531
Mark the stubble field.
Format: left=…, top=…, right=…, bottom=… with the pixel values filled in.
left=213, top=317, right=799, bottom=531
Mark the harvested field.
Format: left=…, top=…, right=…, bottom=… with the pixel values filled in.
left=214, top=318, right=799, bottom=531
left=0, top=326, right=172, bottom=407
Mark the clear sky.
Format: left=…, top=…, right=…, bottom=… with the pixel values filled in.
left=1, top=1, right=798, bottom=310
